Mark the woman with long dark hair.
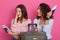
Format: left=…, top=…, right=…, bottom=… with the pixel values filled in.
left=7, top=4, right=31, bottom=40
left=33, top=3, right=54, bottom=40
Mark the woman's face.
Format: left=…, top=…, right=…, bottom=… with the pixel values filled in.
left=16, top=8, right=22, bottom=17
left=37, top=7, right=42, bottom=17
left=47, top=12, right=52, bottom=18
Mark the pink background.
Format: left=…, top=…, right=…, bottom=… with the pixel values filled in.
left=0, top=0, right=60, bottom=40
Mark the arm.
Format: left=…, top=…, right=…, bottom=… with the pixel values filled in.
left=11, top=14, right=18, bottom=25
left=43, top=19, right=54, bottom=32
left=11, top=14, right=19, bottom=27
left=33, top=19, right=38, bottom=32
left=8, top=15, right=19, bottom=36
left=7, top=30, right=19, bottom=36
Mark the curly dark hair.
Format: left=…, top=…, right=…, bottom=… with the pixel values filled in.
left=37, top=3, right=53, bottom=20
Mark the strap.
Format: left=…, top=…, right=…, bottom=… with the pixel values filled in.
left=28, top=24, right=37, bottom=32
left=41, top=25, right=44, bottom=32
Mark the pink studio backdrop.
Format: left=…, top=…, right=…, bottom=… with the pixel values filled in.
left=0, top=0, right=60, bottom=40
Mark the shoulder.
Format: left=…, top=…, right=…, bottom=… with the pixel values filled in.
left=27, top=19, right=31, bottom=21
left=48, top=19, right=54, bottom=25
left=49, top=19, right=54, bottom=22
left=26, top=19, right=32, bottom=23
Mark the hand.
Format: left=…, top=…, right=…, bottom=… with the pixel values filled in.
left=14, top=14, right=19, bottom=24
left=47, top=11, right=52, bottom=19
left=15, top=14, right=18, bottom=20
left=7, top=30, right=19, bottom=36
left=34, top=28, right=38, bottom=32
left=7, top=30, right=12, bottom=35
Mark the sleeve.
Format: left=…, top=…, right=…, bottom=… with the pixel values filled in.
left=43, top=19, right=54, bottom=33
left=10, top=19, right=14, bottom=30
left=28, top=19, right=32, bottom=24
left=27, top=19, right=32, bottom=31
left=10, top=19, right=18, bottom=32
left=43, top=19, right=54, bottom=39
left=11, top=19, right=14, bottom=29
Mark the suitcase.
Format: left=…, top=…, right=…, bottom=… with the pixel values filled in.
left=19, top=24, right=47, bottom=40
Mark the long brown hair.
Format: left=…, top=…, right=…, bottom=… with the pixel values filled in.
left=16, top=4, right=28, bottom=23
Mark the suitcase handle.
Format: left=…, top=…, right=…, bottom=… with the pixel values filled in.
left=28, top=23, right=44, bottom=32
left=28, top=23, right=37, bottom=32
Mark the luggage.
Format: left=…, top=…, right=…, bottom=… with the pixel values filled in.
left=19, top=24, right=47, bottom=40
